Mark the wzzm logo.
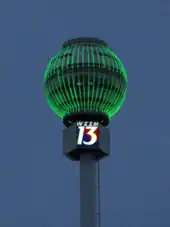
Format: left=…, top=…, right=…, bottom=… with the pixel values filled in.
left=76, top=122, right=99, bottom=146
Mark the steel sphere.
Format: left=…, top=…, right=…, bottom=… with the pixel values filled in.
left=44, top=37, right=128, bottom=121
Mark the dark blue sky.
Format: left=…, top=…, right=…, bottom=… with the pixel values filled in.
left=0, top=0, right=170, bottom=226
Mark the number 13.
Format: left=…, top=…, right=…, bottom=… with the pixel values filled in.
left=77, top=126, right=98, bottom=145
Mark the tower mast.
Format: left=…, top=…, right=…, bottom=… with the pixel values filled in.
left=63, top=118, right=110, bottom=227
left=80, top=153, right=97, bottom=227
left=43, top=37, right=128, bottom=227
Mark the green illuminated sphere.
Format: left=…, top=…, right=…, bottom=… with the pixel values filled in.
left=44, top=37, right=128, bottom=126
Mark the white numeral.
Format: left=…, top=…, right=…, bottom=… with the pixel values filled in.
left=77, top=126, right=98, bottom=145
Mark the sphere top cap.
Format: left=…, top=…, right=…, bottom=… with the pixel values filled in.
left=63, top=37, right=108, bottom=48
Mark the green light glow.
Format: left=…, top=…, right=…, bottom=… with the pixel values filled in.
left=44, top=39, right=128, bottom=119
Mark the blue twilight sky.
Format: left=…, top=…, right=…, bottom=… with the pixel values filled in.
left=0, top=0, right=170, bottom=226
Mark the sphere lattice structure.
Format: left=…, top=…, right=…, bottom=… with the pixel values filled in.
left=44, top=37, right=128, bottom=126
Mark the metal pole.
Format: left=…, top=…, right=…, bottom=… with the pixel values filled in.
left=80, top=153, right=97, bottom=227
